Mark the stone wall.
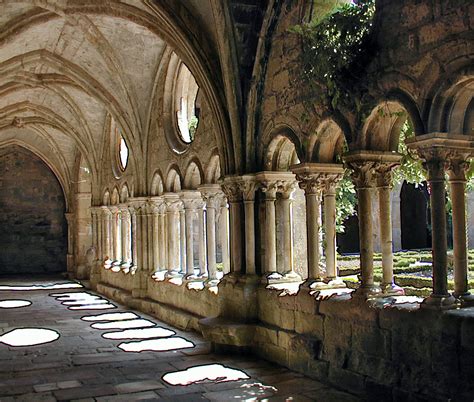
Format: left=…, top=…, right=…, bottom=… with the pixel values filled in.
left=0, top=146, right=67, bottom=275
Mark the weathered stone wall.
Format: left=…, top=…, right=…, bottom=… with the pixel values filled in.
left=255, top=289, right=474, bottom=401
left=0, top=146, right=67, bottom=275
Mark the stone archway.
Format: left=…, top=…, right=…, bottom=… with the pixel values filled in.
left=0, top=146, right=67, bottom=275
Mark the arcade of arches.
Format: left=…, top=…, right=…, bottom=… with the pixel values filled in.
left=0, top=1, right=473, bottom=400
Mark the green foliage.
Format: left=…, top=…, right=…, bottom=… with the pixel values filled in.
left=290, top=0, right=376, bottom=110
left=188, top=115, right=199, bottom=140
left=335, top=171, right=356, bottom=233
left=393, top=120, right=425, bottom=185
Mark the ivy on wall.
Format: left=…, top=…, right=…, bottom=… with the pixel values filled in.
left=290, top=0, right=376, bottom=111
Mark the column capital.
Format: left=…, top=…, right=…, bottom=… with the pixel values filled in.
left=373, top=160, right=401, bottom=188
left=180, top=190, right=204, bottom=210
left=221, top=175, right=244, bottom=202
left=256, top=171, right=296, bottom=199
left=292, top=163, right=344, bottom=195
left=149, top=196, right=165, bottom=214
left=199, top=184, right=224, bottom=209
left=163, top=192, right=183, bottom=211
left=448, top=158, right=470, bottom=182
left=101, top=206, right=112, bottom=216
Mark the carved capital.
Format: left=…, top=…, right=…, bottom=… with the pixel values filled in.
left=447, top=158, right=470, bottom=182
left=294, top=172, right=325, bottom=196
left=346, top=161, right=377, bottom=189
left=373, top=161, right=399, bottom=188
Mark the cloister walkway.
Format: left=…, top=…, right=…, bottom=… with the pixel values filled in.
left=0, top=276, right=359, bottom=402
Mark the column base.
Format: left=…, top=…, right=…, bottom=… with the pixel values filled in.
left=353, top=284, right=382, bottom=298
left=151, top=269, right=167, bottom=281
left=311, top=277, right=347, bottom=290
left=282, top=271, right=303, bottom=283
left=454, top=292, right=474, bottom=307
left=183, top=273, right=201, bottom=282
left=104, top=259, right=113, bottom=269
left=380, top=282, right=405, bottom=296
left=205, top=278, right=220, bottom=288
left=261, top=272, right=283, bottom=285
left=129, top=264, right=138, bottom=275
left=165, top=270, right=183, bottom=280
left=420, top=294, right=457, bottom=310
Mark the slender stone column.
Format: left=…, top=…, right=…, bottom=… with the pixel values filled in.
left=374, top=161, right=404, bottom=295
left=149, top=197, right=163, bottom=273
left=181, top=191, right=202, bottom=280
left=129, top=199, right=148, bottom=298
left=406, top=134, right=459, bottom=309
left=159, top=204, right=167, bottom=270
left=164, top=194, right=182, bottom=277
left=279, top=181, right=301, bottom=281
left=110, top=207, right=120, bottom=268
left=241, top=177, right=258, bottom=276
left=65, top=212, right=74, bottom=274
left=344, top=157, right=381, bottom=297
left=179, top=208, right=186, bottom=273
left=261, top=182, right=278, bottom=278
left=119, top=205, right=131, bottom=272
left=221, top=177, right=245, bottom=276
left=128, top=206, right=138, bottom=273
left=101, top=207, right=112, bottom=268
left=200, top=185, right=223, bottom=285
left=197, top=204, right=207, bottom=277
left=448, top=156, right=474, bottom=304
left=294, top=174, right=323, bottom=285
left=95, top=208, right=102, bottom=263
left=219, top=197, right=230, bottom=274
left=321, top=173, right=345, bottom=287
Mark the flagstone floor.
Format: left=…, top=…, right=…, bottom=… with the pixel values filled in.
left=0, top=276, right=360, bottom=402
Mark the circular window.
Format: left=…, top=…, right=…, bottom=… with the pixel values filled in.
left=175, top=63, right=200, bottom=143
left=163, top=54, right=202, bottom=154
left=119, top=137, right=129, bottom=171
left=110, top=116, right=130, bottom=179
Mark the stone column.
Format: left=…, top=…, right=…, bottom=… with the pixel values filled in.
left=406, top=134, right=460, bottom=309
left=344, top=156, right=381, bottom=297
left=149, top=197, right=164, bottom=273
left=241, top=177, right=258, bottom=276
left=448, top=156, right=474, bottom=304
left=164, top=194, right=182, bottom=277
left=219, top=196, right=230, bottom=274
left=279, top=181, right=301, bottom=281
left=467, top=189, right=474, bottom=249
left=128, top=205, right=138, bottom=273
left=110, top=206, right=121, bottom=269
left=261, top=181, right=278, bottom=279
left=101, top=207, right=112, bottom=269
left=130, top=199, right=148, bottom=298
left=197, top=203, right=207, bottom=277
left=119, top=205, right=132, bottom=273
left=200, top=185, right=223, bottom=286
left=322, top=172, right=345, bottom=287
left=179, top=208, right=186, bottom=274
left=181, top=191, right=202, bottom=280
left=374, top=160, right=404, bottom=295
left=65, top=212, right=75, bottom=274
left=221, top=177, right=245, bottom=277
left=293, top=170, right=323, bottom=286
left=159, top=203, right=167, bottom=271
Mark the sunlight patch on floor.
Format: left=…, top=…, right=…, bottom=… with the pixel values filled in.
left=118, top=337, right=194, bottom=352
left=0, top=300, right=32, bottom=308
left=91, top=319, right=156, bottom=330
left=68, top=304, right=116, bottom=310
left=162, top=364, right=250, bottom=386
left=81, top=312, right=139, bottom=322
left=0, top=283, right=82, bottom=291
left=0, top=328, right=60, bottom=347
left=102, top=327, right=175, bottom=340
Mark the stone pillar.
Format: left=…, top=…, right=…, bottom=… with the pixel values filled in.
left=261, top=181, right=278, bottom=278
left=448, top=156, right=474, bottom=304
left=89, top=207, right=100, bottom=287
left=374, top=160, right=404, bottom=295
left=181, top=191, right=202, bottom=280
left=221, top=177, right=245, bottom=277
left=119, top=205, right=132, bottom=272
left=164, top=194, right=182, bottom=277
left=149, top=197, right=164, bottom=273
left=321, top=172, right=345, bottom=287
left=200, top=185, right=223, bottom=286
left=344, top=156, right=381, bottom=297
left=130, top=199, right=149, bottom=298
left=391, top=182, right=403, bottom=252
left=159, top=203, right=167, bottom=271
left=128, top=205, right=138, bottom=273
left=219, top=197, right=230, bottom=274
left=180, top=208, right=186, bottom=273
left=110, top=206, right=121, bottom=269
left=101, top=207, right=112, bottom=268
left=406, top=133, right=463, bottom=309
left=65, top=212, right=75, bottom=275
left=467, top=189, right=474, bottom=249
left=279, top=181, right=301, bottom=281
left=197, top=204, right=207, bottom=277
left=241, top=177, right=258, bottom=276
